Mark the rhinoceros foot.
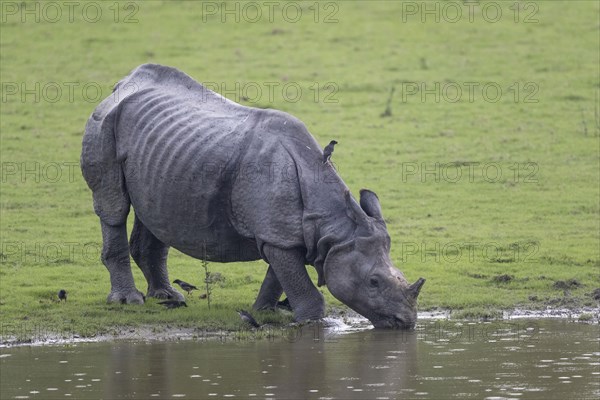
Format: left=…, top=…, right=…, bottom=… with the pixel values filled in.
left=107, top=288, right=145, bottom=304
left=147, top=286, right=185, bottom=302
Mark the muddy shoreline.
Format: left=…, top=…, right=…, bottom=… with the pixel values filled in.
left=1, top=306, right=598, bottom=348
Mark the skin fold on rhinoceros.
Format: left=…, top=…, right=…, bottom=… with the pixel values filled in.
left=80, top=63, right=425, bottom=329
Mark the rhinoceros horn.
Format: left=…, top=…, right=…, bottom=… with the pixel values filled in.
left=409, top=278, right=426, bottom=299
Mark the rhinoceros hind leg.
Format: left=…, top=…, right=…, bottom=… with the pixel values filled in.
left=253, top=266, right=284, bottom=311
left=100, top=221, right=145, bottom=305
left=262, top=245, right=324, bottom=322
left=129, top=215, right=184, bottom=301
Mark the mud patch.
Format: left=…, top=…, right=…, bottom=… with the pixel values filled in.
left=492, top=274, right=514, bottom=283
left=553, top=279, right=582, bottom=290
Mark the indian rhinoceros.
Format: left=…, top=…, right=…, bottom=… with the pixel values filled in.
left=80, top=64, right=425, bottom=329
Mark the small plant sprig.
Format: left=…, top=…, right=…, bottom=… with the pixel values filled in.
left=201, top=242, right=212, bottom=310
left=580, top=107, right=588, bottom=136
left=595, top=91, right=600, bottom=136
left=380, top=86, right=395, bottom=118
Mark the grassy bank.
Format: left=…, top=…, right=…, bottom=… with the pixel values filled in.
left=1, top=1, right=599, bottom=341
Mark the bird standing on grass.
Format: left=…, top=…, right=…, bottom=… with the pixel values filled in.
left=323, top=140, right=338, bottom=164
left=158, top=300, right=188, bottom=309
left=237, top=309, right=260, bottom=328
left=173, top=279, right=198, bottom=295
left=58, top=289, right=67, bottom=302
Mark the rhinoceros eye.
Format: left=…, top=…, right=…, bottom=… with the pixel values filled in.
left=369, top=277, right=379, bottom=287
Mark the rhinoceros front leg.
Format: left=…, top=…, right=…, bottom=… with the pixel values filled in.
left=263, top=244, right=324, bottom=322
left=129, top=215, right=184, bottom=301
left=253, top=266, right=284, bottom=311
left=100, top=221, right=145, bottom=304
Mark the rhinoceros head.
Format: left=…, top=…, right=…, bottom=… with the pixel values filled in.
left=324, top=189, right=425, bottom=329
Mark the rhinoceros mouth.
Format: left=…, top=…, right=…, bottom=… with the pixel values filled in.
left=371, top=314, right=415, bottom=330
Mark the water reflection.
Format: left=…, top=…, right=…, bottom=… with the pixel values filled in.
left=1, top=320, right=598, bottom=399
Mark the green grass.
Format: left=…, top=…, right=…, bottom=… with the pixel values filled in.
left=1, top=1, right=599, bottom=340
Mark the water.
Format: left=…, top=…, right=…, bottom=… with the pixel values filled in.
left=1, top=319, right=598, bottom=399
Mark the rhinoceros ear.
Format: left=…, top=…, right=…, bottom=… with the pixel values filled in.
left=408, top=277, right=426, bottom=299
left=344, top=189, right=368, bottom=225
left=359, top=189, right=384, bottom=220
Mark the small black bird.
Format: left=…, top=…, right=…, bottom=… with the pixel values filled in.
left=323, top=140, right=338, bottom=164
left=158, top=300, right=188, bottom=309
left=276, top=297, right=292, bottom=311
left=237, top=309, right=260, bottom=328
left=173, top=279, right=198, bottom=295
left=58, top=289, right=67, bottom=302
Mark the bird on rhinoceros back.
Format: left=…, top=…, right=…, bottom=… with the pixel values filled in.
left=81, top=63, right=425, bottom=329
left=323, top=140, right=338, bottom=164
left=173, top=279, right=198, bottom=295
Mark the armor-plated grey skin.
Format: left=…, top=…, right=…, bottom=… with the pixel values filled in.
left=81, top=64, right=425, bottom=328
